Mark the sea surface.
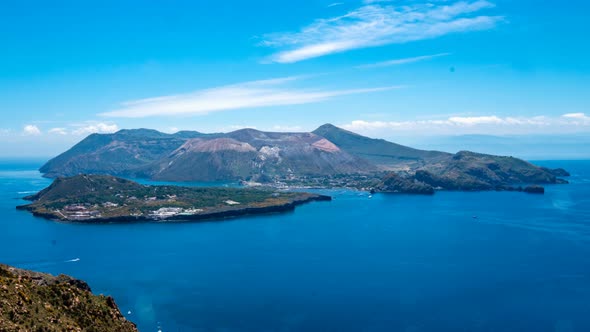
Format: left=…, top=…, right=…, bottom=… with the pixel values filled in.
left=1, top=159, right=589, bottom=332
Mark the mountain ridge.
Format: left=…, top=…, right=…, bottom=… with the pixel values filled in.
left=312, top=123, right=450, bottom=170
left=39, top=124, right=569, bottom=192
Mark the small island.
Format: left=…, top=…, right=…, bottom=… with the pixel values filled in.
left=17, top=175, right=331, bottom=223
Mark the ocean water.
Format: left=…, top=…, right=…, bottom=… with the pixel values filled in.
left=1, top=159, right=590, bottom=332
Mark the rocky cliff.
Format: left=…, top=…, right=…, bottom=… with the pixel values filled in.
left=0, top=263, right=137, bottom=331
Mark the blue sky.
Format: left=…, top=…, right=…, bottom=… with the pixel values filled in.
left=1, top=0, right=589, bottom=156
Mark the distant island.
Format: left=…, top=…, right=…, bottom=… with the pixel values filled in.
left=38, top=124, right=570, bottom=195
left=0, top=263, right=137, bottom=331
left=17, top=175, right=331, bottom=223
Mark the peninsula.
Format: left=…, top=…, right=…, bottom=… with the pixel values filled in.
left=17, top=174, right=331, bottom=223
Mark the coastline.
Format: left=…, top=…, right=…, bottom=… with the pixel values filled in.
left=17, top=194, right=332, bottom=224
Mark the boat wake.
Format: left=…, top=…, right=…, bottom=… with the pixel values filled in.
left=13, top=257, right=81, bottom=270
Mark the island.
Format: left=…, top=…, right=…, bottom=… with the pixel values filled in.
left=16, top=174, right=332, bottom=223
left=37, top=124, right=569, bottom=195
left=0, top=263, right=137, bottom=331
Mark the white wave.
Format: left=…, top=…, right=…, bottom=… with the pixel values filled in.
left=552, top=199, right=574, bottom=210
left=65, top=258, right=80, bottom=263
left=17, top=191, right=37, bottom=194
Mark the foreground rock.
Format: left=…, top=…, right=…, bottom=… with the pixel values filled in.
left=17, top=174, right=331, bottom=223
left=0, top=263, right=137, bottom=331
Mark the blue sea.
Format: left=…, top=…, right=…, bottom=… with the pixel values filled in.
left=1, top=159, right=590, bottom=332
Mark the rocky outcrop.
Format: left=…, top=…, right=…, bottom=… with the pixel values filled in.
left=414, top=169, right=493, bottom=191
left=541, top=167, right=571, bottom=177
left=0, top=264, right=137, bottom=331
left=376, top=150, right=571, bottom=194
left=524, top=185, right=545, bottom=194
left=413, top=151, right=568, bottom=191
left=375, top=173, right=434, bottom=195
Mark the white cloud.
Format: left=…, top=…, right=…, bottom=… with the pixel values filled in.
left=271, top=125, right=304, bottom=132
left=71, top=122, right=119, bottom=136
left=327, top=2, right=344, bottom=7
left=100, top=76, right=402, bottom=118
left=48, top=127, right=68, bottom=135
left=341, top=113, right=590, bottom=135
left=23, top=125, right=41, bottom=136
left=163, top=127, right=180, bottom=134
left=562, top=113, right=590, bottom=124
left=261, top=1, right=502, bottom=63
left=357, top=53, right=451, bottom=69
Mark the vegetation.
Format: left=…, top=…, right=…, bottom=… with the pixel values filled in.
left=18, top=175, right=330, bottom=222
left=0, top=264, right=137, bottom=331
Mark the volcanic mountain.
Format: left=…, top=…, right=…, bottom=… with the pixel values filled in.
left=41, top=126, right=377, bottom=182
left=40, top=124, right=568, bottom=191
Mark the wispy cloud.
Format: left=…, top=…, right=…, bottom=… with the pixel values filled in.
left=4, top=122, right=117, bottom=138
left=48, top=128, right=68, bottom=135
left=44, top=123, right=118, bottom=136
left=100, top=77, right=402, bottom=118
left=341, top=113, right=590, bottom=135
left=357, top=52, right=451, bottom=69
left=23, top=125, right=41, bottom=136
left=362, top=0, right=393, bottom=4
left=327, top=2, right=345, bottom=7
left=261, top=0, right=502, bottom=63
